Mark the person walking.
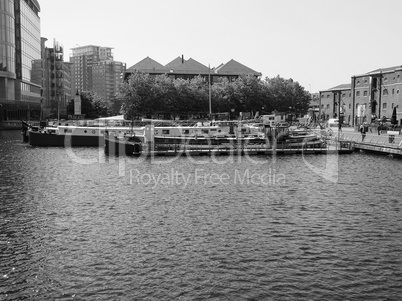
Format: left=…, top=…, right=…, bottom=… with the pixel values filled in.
left=360, top=123, right=367, bottom=141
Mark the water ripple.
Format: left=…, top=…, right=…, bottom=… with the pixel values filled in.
left=0, top=131, right=401, bottom=300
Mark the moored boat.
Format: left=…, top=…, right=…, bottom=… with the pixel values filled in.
left=28, top=125, right=140, bottom=147
left=276, top=125, right=325, bottom=148
left=27, top=116, right=143, bottom=147
left=104, top=132, right=144, bottom=156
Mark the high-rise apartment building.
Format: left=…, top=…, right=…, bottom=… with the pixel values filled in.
left=70, top=45, right=113, bottom=93
left=70, top=45, right=125, bottom=105
left=0, top=0, right=42, bottom=126
left=92, top=60, right=126, bottom=104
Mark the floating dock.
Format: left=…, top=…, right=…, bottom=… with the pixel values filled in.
left=138, top=144, right=354, bottom=157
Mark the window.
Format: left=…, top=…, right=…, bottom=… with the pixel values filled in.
left=392, top=103, right=394, bottom=108
left=326, top=104, right=330, bottom=109
left=349, top=104, right=351, bottom=109
left=327, top=95, right=330, bottom=98
left=356, top=103, right=359, bottom=109
left=383, top=103, right=387, bottom=109
left=397, top=90, right=400, bottom=94
left=349, top=93, right=351, bottom=97
left=356, top=91, right=360, bottom=97
left=363, top=91, right=368, bottom=96
left=384, top=77, right=388, bottom=82
left=162, top=130, right=170, bottom=135
left=383, top=89, right=388, bottom=95
left=392, top=89, right=395, bottom=94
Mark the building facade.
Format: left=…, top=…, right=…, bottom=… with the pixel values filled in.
left=0, top=0, right=42, bottom=125
left=92, top=60, right=126, bottom=104
left=352, top=66, right=402, bottom=125
left=319, top=84, right=353, bottom=125
left=70, top=45, right=113, bottom=93
left=319, top=65, right=402, bottom=126
left=70, top=45, right=125, bottom=106
left=32, top=38, right=72, bottom=118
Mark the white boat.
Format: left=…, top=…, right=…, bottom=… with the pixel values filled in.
left=28, top=116, right=141, bottom=147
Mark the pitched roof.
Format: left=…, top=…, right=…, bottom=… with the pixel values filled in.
left=321, top=83, right=351, bottom=92
left=214, top=59, right=262, bottom=76
left=165, top=56, right=186, bottom=69
left=172, top=58, right=210, bottom=74
left=126, top=56, right=168, bottom=73
left=366, top=65, right=402, bottom=75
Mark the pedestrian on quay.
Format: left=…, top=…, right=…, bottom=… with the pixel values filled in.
left=378, top=124, right=381, bottom=135
left=360, top=123, right=367, bottom=141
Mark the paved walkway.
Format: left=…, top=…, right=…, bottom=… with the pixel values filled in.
left=331, top=127, right=402, bottom=149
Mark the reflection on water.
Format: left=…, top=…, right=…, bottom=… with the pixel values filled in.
left=1, top=130, right=401, bottom=300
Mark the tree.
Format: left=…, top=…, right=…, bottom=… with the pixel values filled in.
left=116, top=70, right=311, bottom=120
left=92, top=94, right=111, bottom=117
left=66, top=92, right=111, bottom=118
left=117, top=70, right=154, bottom=119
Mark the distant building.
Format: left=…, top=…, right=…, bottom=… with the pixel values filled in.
left=92, top=60, right=126, bottom=105
left=308, top=93, right=320, bottom=120
left=70, top=45, right=125, bottom=105
left=319, top=84, right=353, bottom=124
left=0, top=0, right=42, bottom=126
left=70, top=45, right=113, bottom=92
left=32, top=38, right=73, bottom=119
left=352, top=66, right=402, bottom=125
left=319, top=65, right=402, bottom=126
left=125, top=56, right=262, bottom=82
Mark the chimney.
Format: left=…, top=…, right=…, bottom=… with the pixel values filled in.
left=182, top=55, right=184, bottom=64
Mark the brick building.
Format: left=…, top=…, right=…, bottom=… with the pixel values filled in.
left=319, top=65, right=402, bottom=126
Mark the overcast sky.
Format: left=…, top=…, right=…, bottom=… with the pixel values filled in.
left=38, top=0, right=402, bottom=93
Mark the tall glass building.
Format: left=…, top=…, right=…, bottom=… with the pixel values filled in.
left=0, top=0, right=41, bottom=125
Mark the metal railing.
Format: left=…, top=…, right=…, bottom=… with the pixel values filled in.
left=337, top=132, right=402, bottom=148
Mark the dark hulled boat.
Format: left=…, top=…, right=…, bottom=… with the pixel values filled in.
left=104, top=134, right=143, bottom=156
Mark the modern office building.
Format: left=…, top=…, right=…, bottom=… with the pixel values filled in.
left=0, top=0, right=42, bottom=127
left=125, top=56, right=262, bottom=82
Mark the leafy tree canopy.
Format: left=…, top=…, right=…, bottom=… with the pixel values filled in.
left=117, top=71, right=311, bottom=120
left=67, top=92, right=111, bottom=118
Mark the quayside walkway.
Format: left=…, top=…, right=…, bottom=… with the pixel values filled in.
left=334, top=130, right=402, bottom=157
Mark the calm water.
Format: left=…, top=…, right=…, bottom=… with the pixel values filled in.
left=0, top=130, right=401, bottom=300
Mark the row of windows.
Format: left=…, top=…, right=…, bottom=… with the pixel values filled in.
left=0, top=0, right=14, bottom=13
left=322, top=88, right=400, bottom=98
left=323, top=102, right=397, bottom=110
left=355, top=74, right=401, bottom=85
left=0, top=45, right=15, bottom=72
